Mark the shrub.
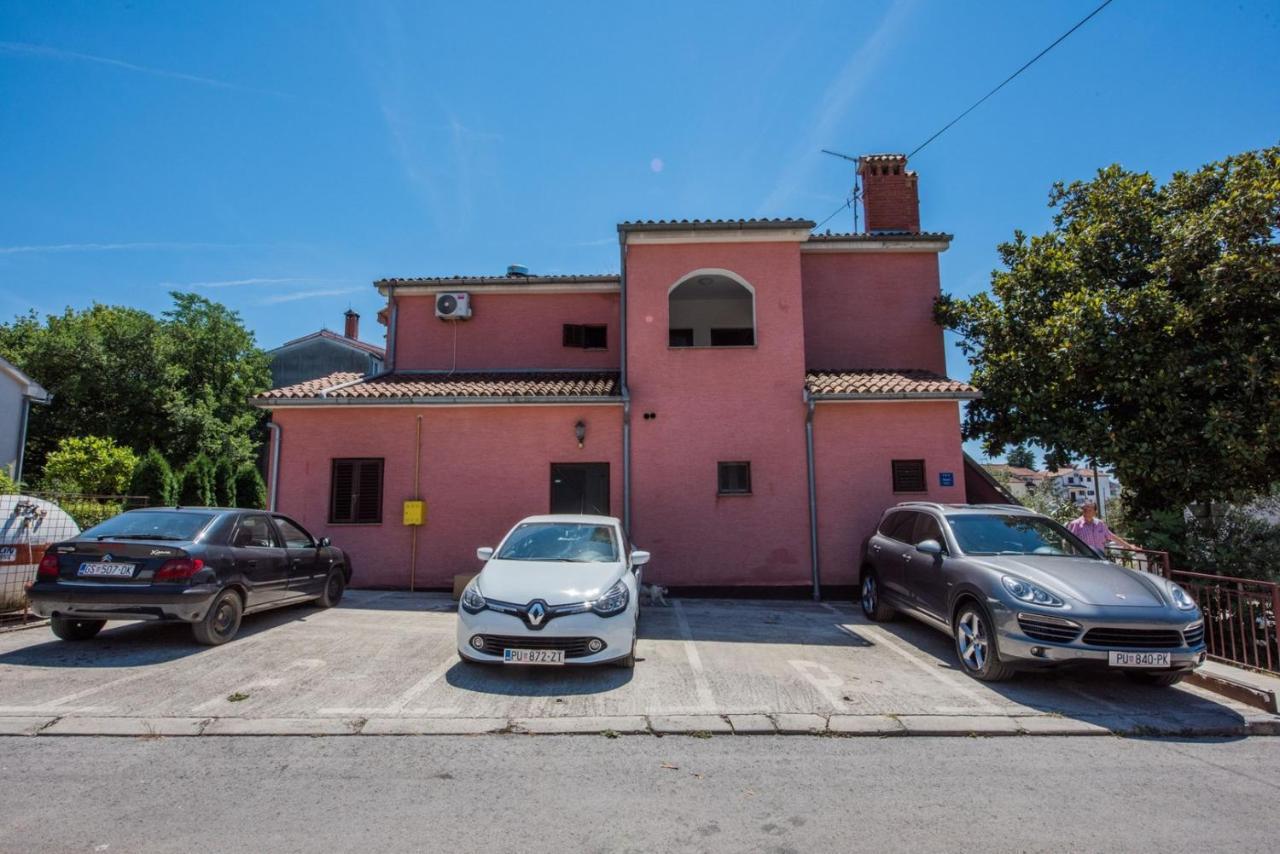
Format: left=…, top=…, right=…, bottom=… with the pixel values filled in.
left=177, top=454, right=217, bottom=506
left=129, top=449, right=176, bottom=507
left=233, top=465, right=267, bottom=510
left=0, top=469, right=19, bottom=494
left=214, top=457, right=237, bottom=507
left=40, top=436, right=138, bottom=495
left=1184, top=500, right=1280, bottom=583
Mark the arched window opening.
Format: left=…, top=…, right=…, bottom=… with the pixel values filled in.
left=668, top=273, right=755, bottom=348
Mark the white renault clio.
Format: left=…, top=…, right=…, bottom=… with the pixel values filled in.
left=457, top=515, right=649, bottom=668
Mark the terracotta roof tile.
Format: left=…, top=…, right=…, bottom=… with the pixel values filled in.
left=255, top=371, right=621, bottom=403
left=806, top=369, right=978, bottom=399
left=617, top=217, right=815, bottom=232
left=807, top=231, right=952, bottom=242
left=377, top=273, right=618, bottom=287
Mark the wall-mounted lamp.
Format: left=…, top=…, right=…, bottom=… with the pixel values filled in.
left=574, top=420, right=586, bottom=448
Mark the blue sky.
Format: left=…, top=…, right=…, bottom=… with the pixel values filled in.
left=2, top=1, right=1277, bottom=460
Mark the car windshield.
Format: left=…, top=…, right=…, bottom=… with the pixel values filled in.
left=80, top=511, right=214, bottom=542
left=496, top=523, right=619, bottom=563
left=946, top=514, right=1093, bottom=557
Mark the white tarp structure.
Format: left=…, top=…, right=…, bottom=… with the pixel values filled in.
left=0, top=495, right=80, bottom=612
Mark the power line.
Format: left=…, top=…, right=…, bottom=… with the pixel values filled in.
left=814, top=197, right=852, bottom=231
left=908, top=0, right=1116, bottom=159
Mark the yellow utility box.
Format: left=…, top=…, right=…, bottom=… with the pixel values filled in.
left=402, top=500, right=425, bottom=526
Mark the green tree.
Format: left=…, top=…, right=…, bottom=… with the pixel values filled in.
left=177, top=454, right=217, bottom=506
left=936, top=146, right=1280, bottom=532
left=1006, top=446, right=1037, bottom=470
left=160, top=293, right=271, bottom=467
left=0, top=292, right=272, bottom=481
left=129, top=448, right=176, bottom=506
left=233, top=465, right=268, bottom=510
left=40, top=436, right=139, bottom=495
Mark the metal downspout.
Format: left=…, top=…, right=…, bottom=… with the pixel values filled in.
left=386, top=292, right=400, bottom=373
left=619, top=235, right=632, bottom=535
left=267, top=422, right=282, bottom=511
left=805, top=390, right=820, bottom=601
left=14, top=397, right=31, bottom=485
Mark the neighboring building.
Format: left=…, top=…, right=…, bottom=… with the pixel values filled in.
left=984, top=463, right=1121, bottom=506
left=0, top=356, right=50, bottom=484
left=267, top=310, right=385, bottom=389
left=254, top=153, right=979, bottom=593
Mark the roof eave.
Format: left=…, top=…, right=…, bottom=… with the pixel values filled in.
left=253, top=395, right=623, bottom=408
left=810, top=391, right=981, bottom=402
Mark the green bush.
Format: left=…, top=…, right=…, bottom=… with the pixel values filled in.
left=61, top=498, right=126, bottom=530
left=1184, top=501, right=1280, bottom=583
left=214, top=457, right=237, bottom=507
left=40, top=436, right=138, bottom=495
left=233, top=465, right=267, bottom=510
left=0, top=469, right=19, bottom=494
left=177, top=454, right=217, bottom=506
left=129, top=448, right=176, bottom=506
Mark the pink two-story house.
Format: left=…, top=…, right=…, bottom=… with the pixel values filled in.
left=254, top=154, right=979, bottom=595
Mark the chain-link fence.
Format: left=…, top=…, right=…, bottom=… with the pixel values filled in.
left=0, top=492, right=149, bottom=623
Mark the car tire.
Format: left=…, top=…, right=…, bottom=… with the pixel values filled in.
left=859, top=569, right=895, bottom=622
left=1124, top=671, right=1185, bottom=687
left=192, top=590, right=243, bottom=646
left=314, top=567, right=346, bottom=608
left=50, top=617, right=105, bottom=642
left=953, top=600, right=1015, bottom=682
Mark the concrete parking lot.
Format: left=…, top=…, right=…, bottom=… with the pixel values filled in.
left=1, top=591, right=1276, bottom=737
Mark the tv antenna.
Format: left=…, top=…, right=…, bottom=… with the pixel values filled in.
left=821, top=149, right=862, bottom=232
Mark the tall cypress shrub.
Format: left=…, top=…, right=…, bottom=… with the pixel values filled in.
left=129, top=448, right=176, bottom=506
left=233, top=465, right=268, bottom=510
left=178, top=454, right=217, bottom=506
left=214, top=457, right=237, bottom=507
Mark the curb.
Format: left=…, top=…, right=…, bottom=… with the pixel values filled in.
left=4, top=711, right=1279, bottom=739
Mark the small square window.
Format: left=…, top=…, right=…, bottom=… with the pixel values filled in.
left=717, top=461, right=752, bottom=495
left=891, top=459, right=926, bottom=493
left=330, top=458, right=384, bottom=523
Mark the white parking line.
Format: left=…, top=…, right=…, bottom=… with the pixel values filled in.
left=787, top=660, right=850, bottom=713
left=850, top=623, right=1002, bottom=714
left=673, top=601, right=716, bottom=713
left=319, top=650, right=457, bottom=716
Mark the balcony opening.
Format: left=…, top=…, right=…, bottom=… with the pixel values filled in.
left=668, top=272, right=755, bottom=348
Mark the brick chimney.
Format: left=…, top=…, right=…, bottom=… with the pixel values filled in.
left=343, top=309, right=359, bottom=340
left=858, top=154, right=920, bottom=234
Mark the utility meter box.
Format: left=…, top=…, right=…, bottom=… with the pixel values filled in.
left=402, top=500, right=425, bottom=526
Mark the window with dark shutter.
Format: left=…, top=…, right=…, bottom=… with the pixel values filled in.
left=563, top=324, right=607, bottom=349
left=891, top=459, right=927, bottom=493
left=330, top=458, right=384, bottom=524
left=717, top=461, right=752, bottom=495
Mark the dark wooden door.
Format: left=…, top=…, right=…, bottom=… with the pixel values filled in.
left=550, top=463, right=610, bottom=515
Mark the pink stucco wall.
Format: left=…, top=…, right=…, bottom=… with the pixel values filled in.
left=625, top=241, right=814, bottom=588
left=393, top=292, right=620, bottom=372
left=271, top=405, right=622, bottom=588
left=811, top=401, right=967, bottom=587
left=800, top=252, right=945, bottom=372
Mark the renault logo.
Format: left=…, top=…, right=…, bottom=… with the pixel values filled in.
left=527, top=601, right=547, bottom=627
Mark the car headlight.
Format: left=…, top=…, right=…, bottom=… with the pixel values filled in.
left=591, top=580, right=629, bottom=617
left=1168, top=582, right=1197, bottom=611
left=1001, top=575, right=1065, bottom=607
left=460, top=580, right=487, bottom=614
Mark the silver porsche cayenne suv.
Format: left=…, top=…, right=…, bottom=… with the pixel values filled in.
left=860, top=503, right=1207, bottom=684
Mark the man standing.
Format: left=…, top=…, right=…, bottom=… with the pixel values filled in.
left=1066, top=501, right=1134, bottom=553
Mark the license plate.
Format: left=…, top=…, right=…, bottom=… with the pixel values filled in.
left=503, top=648, right=565, bottom=665
left=77, top=561, right=137, bottom=578
left=1109, top=651, right=1171, bottom=668
left=0, top=546, right=16, bottom=563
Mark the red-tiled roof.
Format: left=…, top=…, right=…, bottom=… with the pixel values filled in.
left=255, top=371, right=621, bottom=403
left=805, top=369, right=978, bottom=399
left=617, top=218, right=815, bottom=232
left=376, top=273, right=618, bottom=288
left=807, top=231, right=952, bottom=242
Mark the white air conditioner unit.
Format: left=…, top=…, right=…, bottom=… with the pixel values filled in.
left=435, top=292, right=471, bottom=320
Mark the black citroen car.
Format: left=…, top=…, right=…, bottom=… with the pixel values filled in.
left=28, top=507, right=350, bottom=645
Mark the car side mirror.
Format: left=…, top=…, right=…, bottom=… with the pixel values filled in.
left=631, top=549, right=651, bottom=566
left=318, top=537, right=331, bottom=548
left=476, top=547, right=494, bottom=561
left=916, top=539, right=944, bottom=556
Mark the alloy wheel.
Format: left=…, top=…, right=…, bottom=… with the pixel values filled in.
left=861, top=576, right=877, bottom=614
left=957, top=610, right=988, bottom=671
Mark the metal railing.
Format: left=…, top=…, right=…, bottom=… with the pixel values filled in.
left=1107, top=545, right=1280, bottom=675
left=1, top=491, right=149, bottom=621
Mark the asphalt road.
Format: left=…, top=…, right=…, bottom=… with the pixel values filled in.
left=3, top=735, right=1277, bottom=853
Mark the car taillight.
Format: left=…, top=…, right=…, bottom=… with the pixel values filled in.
left=37, top=551, right=60, bottom=579
left=154, top=558, right=204, bottom=583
